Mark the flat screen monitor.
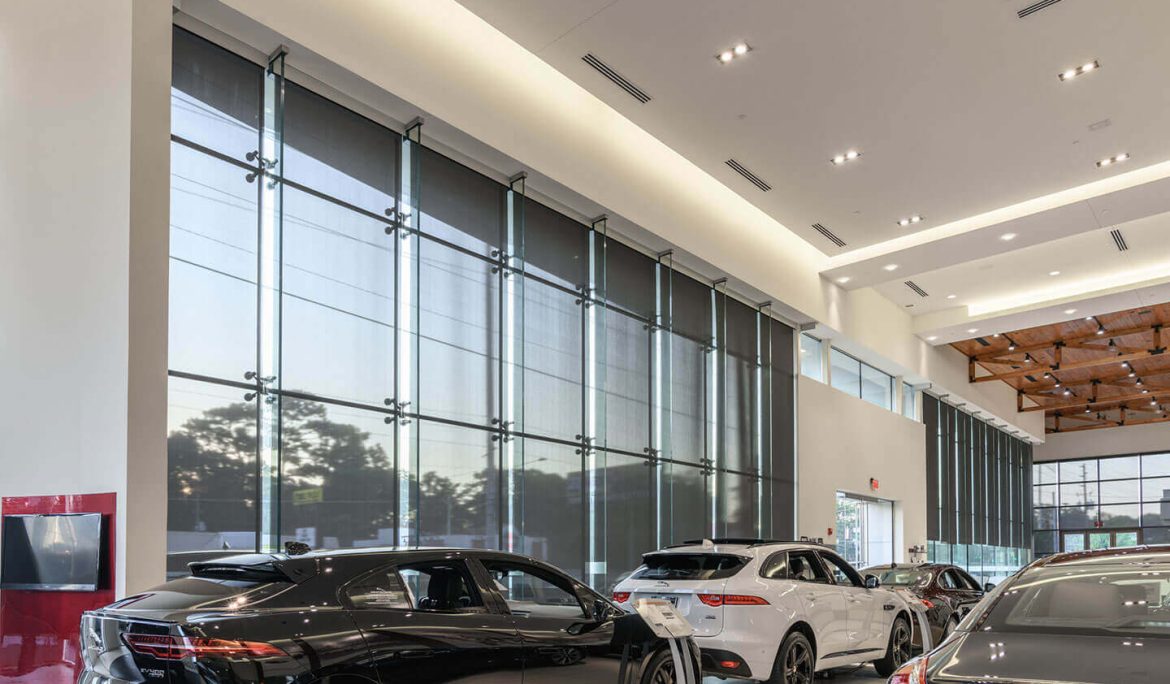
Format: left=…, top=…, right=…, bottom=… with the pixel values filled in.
left=0, top=513, right=105, bottom=591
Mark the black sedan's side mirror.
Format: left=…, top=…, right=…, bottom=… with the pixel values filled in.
left=983, top=582, right=996, bottom=592
left=864, top=574, right=881, bottom=589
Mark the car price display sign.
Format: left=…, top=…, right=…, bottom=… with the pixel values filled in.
left=635, top=599, right=698, bottom=684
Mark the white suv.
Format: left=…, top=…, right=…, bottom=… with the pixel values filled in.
left=612, top=539, right=913, bottom=683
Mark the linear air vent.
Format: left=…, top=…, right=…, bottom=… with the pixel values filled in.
left=812, top=223, right=846, bottom=248
left=904, top=280, right=930, bottom=298
left=582, top=53, right=652, bottom=104
left=975, top=337, right=991, bottom=347
left=1018, top=0, right=1062, bottom=19
left=1110, top=228, right=1129, bottom=251
left=725, top=159, right=772, bottom=192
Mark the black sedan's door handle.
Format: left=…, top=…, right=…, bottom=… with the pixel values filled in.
left=400, top=650, right=434, bottom=659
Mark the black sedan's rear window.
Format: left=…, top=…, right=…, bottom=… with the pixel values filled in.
left=631, top=554, right=746, bottom=580
left=107, top=577, right=289, bottom=611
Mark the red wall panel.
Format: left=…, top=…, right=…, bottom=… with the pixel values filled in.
left=0, top=493, right=116, bottom=684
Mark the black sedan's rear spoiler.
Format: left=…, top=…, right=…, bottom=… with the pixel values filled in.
left=188, top=553, right=317, bottom=583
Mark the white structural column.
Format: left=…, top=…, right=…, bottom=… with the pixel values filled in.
left=0, top=0, right=172, bottom=595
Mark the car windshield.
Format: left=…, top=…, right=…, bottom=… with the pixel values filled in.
left=869, top=568, right=932, bottom=587
left=631, top=553, right=746, bottom=580
left=982, top=556, right=1170, bottom=637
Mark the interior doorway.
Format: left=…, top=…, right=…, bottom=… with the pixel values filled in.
left=836, top=492, right=895, bottom=568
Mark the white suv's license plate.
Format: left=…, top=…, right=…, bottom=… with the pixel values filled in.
left=649, top=595, right=678, bottom=606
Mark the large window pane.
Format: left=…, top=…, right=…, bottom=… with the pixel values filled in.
left=279, top=400, right=394, bottom=549
left=830, top=348, right=861, bottom=397
left=1033, top=484, right=1059, bottom=508
left=418, top=241, right=499, bottom=425
left=604, top=310, right=650, bottom=453
left=1099, top=479, right=1141, bottom=505
left=1142, top=477, right=1170, bottom=503
left=1099, top=504, right=1140, bottom=528
left=800, top=333, right=823, bottom=381
left=281, top=186, right=394, bottom=404
left=902, top=383, right=916, bottom=419
left=167, top=377, right=257, bottom=553
left=522, top=279, right=582, bottom=440
left=416, top=422, right=498, bottom=548
left=169, top=143, right=257, bottom=380
left=1033, top=462, right=1058, bottom=485
left=172, top=28, right=261, bottom=158
left=602, top=451, right=653, bottom=590
left=860, top=363, right=892, bottom=410
left=283, top=82, right=398, bottom=215
left=1033, top=507, right=1057, bottom=530
left=1098, top=456, right=1141, bottom=480
left=1143, top=453, right=1170, bottom=477
left=1059, top=459, right=1097, bottom=482
left=724, top=352, right=755, bottom=473
left=1142, top=504, right=1170, bottom=528
left=419, top=147, right=503, bottom=256
left=670, top=334, right=706, bottom=465
left=1059, top=482, right=1096, bottom=507
left=521, top=440, right=582, bottom=577
left=663, top=463, right=706, bottom=544
left=716, top=472, right=757, bottom=538
left=1058, top=506, right=1096, bottom=529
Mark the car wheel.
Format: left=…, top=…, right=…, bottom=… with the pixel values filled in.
left=873, top=615, right=912, bottom=678
left=767, top=630, right=814, bottom=684
left=641, top=647, right=677, bottom=684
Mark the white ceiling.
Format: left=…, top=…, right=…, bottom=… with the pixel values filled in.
left=458, top=0, right=1170, bottom=337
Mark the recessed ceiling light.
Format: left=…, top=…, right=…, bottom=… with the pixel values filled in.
left=1049, top=270, right=1061, bottom=277
left=836, top=276, right=851, bottom=284
left=896, top=215, right=924, bottom=227
left=1097, top=153, right=1130, bottom=168
left=967, top=328, right=979, bottom=334
left=946, top=294, right=957, bottom=300
left=1000, top=232, right=1017, bottom=241
left=1058, top=59, right=1100, bottom=82
left=883, top=263, right=899, bottom=271
left=831, top=149, right=861, bottom=165
left=926, top=335, right=938, bottom=341
left=1084, top=316, right=1094, bottom=321
left=717, top=43, right=751, bottom=63
left=1064, top=308, right=1077, bottom=315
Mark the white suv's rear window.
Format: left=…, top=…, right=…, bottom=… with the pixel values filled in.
left=631, top=553, right=746, bottom=580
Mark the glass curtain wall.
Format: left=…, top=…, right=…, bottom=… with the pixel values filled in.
left=1032, top=453, right=1170, bottom=557
left=166, top=27, right=796, bottom=589
left=922, top=393, right=1033, bottom=584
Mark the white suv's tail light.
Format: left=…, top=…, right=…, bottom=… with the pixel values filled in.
left=612, top=591, right=631, bottom=603
left=697, top=594, right=769, bottom=607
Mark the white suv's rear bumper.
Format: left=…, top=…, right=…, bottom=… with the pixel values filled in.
left=694, top=632, right=775, bottom=680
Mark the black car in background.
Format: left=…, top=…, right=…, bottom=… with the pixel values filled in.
left=862, top=563, right=989, bottom=646
left=79, top=548, right=698, bottom=683
left=888, top=546, right=1170, bottom=684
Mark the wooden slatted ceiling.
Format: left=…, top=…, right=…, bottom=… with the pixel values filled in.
left=951, top=303, right=1170, bottom=434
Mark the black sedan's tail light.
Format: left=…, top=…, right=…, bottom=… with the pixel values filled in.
left=123, top=634, right=286, bottom=660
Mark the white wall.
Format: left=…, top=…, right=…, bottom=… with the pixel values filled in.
left=797, top=377, right=926, bottom=561
left=1035, top=422, right=1170, bottom=462
left=0, top=0, right=171, bottom=595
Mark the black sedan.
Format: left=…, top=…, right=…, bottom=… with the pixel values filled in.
left=79, top=547, right=698, bottom=683
left=888, top=545, right=1170, bottom=684
left=862, top=563, right=989, bottom=646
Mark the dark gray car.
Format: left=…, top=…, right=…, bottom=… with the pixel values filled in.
left=888, top=545, right=1170, bottom=683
